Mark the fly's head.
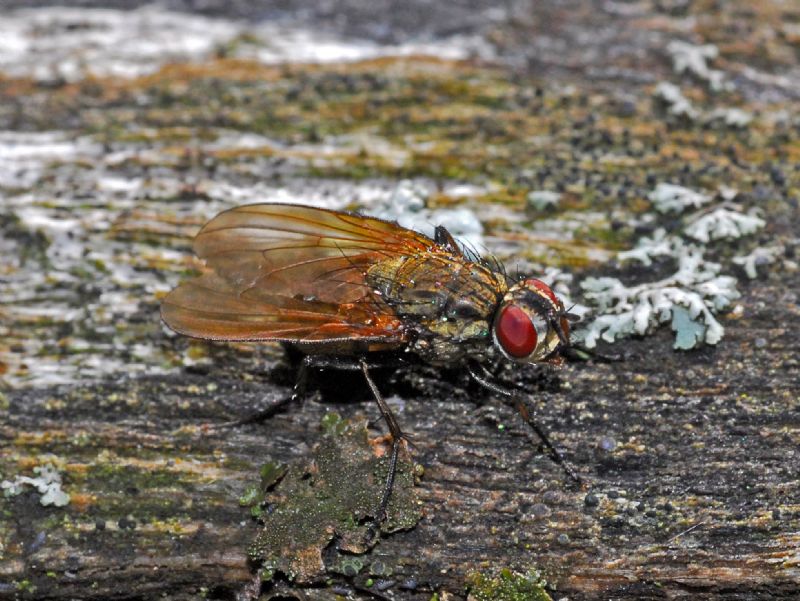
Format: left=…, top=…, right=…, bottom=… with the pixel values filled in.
left=492, top=278, right=571, bottom=364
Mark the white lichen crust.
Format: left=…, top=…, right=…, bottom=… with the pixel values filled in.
left=578, top=181, right=771, bottom=350
left=648, top=183, right=712, bottom=214
left=684, top=208, right=766, bottom=243
left=666, top=40, right=730, bottom=91
left=1, top=463, right=70, bottom=507
left=579, top=247, right=740, bottom=350
left=733, top=246, right=783, bottom=279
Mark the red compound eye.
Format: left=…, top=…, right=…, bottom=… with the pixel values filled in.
left=495, top=304, right=538, bottom=358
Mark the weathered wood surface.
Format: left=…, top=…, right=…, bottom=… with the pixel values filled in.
left=1, top=1, right=799, bottom=600
left=4, top=290, right=800, bottom=600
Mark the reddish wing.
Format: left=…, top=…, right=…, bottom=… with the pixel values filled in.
left=161, top=203, right=434, bottom=345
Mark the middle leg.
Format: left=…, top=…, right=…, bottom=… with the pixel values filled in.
left=359, top=358, right=409, bottom=526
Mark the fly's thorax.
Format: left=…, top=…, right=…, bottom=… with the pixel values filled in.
left=491, top=278, right=568, bottom=363
left=409, top=334, right=495, bottom=365
left=411, top=314, right=493, bottom=364
left=366, top=253, right=507, bottom=364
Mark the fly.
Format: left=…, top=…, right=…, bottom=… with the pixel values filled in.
left=161, top=203, right=579, bottom=526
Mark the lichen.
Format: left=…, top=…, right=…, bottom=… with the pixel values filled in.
left=654, top=82, right=753, bottom=127
left=732, top=245, right=783, bottom=279
left=526, top=190, right=561, bottom=212
left=666, top=40, right=730, bottom=91
left=368, top=178, right=485, bottom=250
left=579, top=177, right=772, bottom=350
left=654, top=82, right=700, bottom=121
left=578, top=246, right=739, bottom=349
left=1, top=463, right=70, bottom=507
left=684, top=207, right=765, bottom=243
left=705, top=107, right=753, bottom=128
left=648, top=183, right=711, bottom=214
left=616, top=228, right=675, bottom=266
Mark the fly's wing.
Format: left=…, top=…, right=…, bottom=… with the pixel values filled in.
left=192, top=203, right=433, bottom=304
left=161, top=273, right=403, bottom=344
left=161, top=203, right=434, bottom=344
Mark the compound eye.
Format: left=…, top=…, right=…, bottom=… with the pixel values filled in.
left=495, top=304, right=538, bottom=359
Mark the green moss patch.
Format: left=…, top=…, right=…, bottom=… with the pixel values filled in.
left=467, top=568, right=552, bottom=601
left=246, top=414, right=420, bottom=584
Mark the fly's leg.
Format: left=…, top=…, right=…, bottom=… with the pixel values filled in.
left=513, top=396, right=581, bottom=483
left=222, top=353, right=410, bottom=529
left=220, top=354, right=400, bottom=428
left=359, top=359, right=408, bottom=532
left=217, top=356, right=316, bottom=429
left=295, top=357, right=410, bottom=532
left=299, top=356, right=410, bottom=528
left=562, top=344, right=622, bottom=363
left=358, top=360, right=403, bottom=520
left=467, top=361, right=581, bottom=483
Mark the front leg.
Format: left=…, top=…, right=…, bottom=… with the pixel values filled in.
left=467, top=360, right=581, bottom=483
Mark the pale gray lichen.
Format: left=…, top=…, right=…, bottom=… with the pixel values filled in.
left=1, top=464, right=70, bottom=507
left=733, top=245, right=783, bottom=279
left=648, top=183, right=712, bottom=214
left=654, top=82, right=700, bottom=120
left=369, top=179, right=485, bottom=249
left=718, top=185, right=740, bottom=202
left=526, top=190, right=562, bottom=211
left=670, top=306, right=711, bottom=351
left=578, top=247, right=739, bottom=350
left=666, top=40, right=730, bottom=91
left=581, top=185, right=769, bottom=350
left=617, top=228, right=676, bottom=266
left=654, top=81, right=753, bottom=127
left=684, top=207, right=765, bottom=243
left=705, top=107, right=754, bottom=128
left=653, top=81, right=754, bottom=129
